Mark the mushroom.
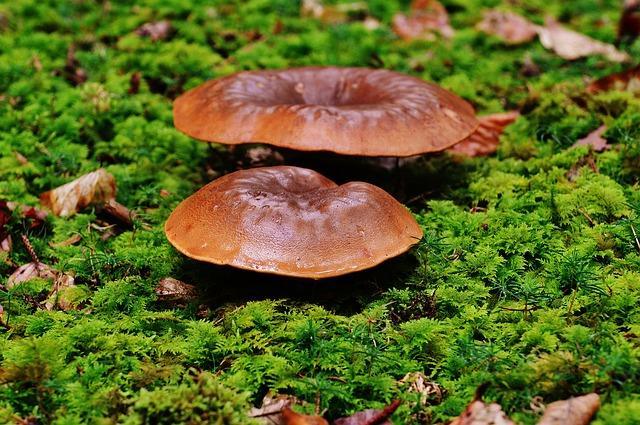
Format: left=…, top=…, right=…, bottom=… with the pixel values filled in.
left=164, top=166, right=422, bottom=279
left=174, top=67, right=478, bottom=157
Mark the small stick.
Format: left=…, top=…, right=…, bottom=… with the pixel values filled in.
left=21, top=234, right=40, bottom=265
left=100, top=199, right=135, bottom=228
left=632, top=224, right=640, bottom=253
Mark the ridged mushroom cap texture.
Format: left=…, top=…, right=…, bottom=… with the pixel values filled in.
left=164, top=166, right=423, bottom=279
left=173, top=67, right=479, bottom=157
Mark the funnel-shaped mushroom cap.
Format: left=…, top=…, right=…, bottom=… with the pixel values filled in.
left=174, top=67, right=478, bottom=157
left=165, top=166, right=423, bottom=278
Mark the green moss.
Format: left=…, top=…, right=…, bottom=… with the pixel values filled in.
left=1, top=0, right=640, bottom=423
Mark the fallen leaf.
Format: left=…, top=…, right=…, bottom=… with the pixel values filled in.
left=249, top=392, right=298, bottom=424
left=7, top=262, right=58, bottom=289
left=281, top=408, right=328, bottom=425
left=618, top=0, right=640, bottom=43
left=537, top=18, right=629, bottom=62
left=572, top=125, right=610, bottom=152
left=449, top=111, right=520, bottom=157
left=392, top=0, right=454, bottom=41
left=476, top=10, right=538, bottom=44
left=333, top=400, right=400, bottom=425
left=155, top=277, right=198, bottom=303
left=40, top=168, right=116, bottom=217
left=450, top=399, right=516, bottom=425
left=586, top=64, right=640, bottom=93
left=400, top=372, right=445, bottom=405
left=538, top=393, right=600, bottom=425
left=136, top=20, right=173, bottom=41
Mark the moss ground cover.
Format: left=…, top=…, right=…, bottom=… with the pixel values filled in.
left=1, top=0, right=640, bottom=423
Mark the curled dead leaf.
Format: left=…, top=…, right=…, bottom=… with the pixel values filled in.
left=449, top=399, right=516, bottom=425
left=136, top=20, right=173, bottom=41
left=7, top=262, right=58, bottom=289
left=586, top=64, right=640, bottom=93
left=448, top=111, right=520, bottom=157
left=392, top=0, right=454, bottom=41
left=155, top=277, right=198, bottom=303
left=476, top=10, right=538, bottom=44
left=537, top=18, right=629, bottom=62
left=40, top=169, right=116, bottom=217
left=281, top=408, right=328, bottom=425
left=249, top=392, right=298, bottom=424
left=572, top=125, right=610, bottom=152
left=537, top=393, right=600, bottom=425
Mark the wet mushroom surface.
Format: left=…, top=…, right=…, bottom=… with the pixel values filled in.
left=174, top=66, right=479, bottom=157
left=165, top=166, right=423, bottom=278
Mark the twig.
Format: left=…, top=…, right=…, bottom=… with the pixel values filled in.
left=578, top=208, right=596, bottom=226
left=631, top=224, right=640, bottom=253
left=100, top=199, right=135, bottom=228
left=21, top=234, right=40, bottom=265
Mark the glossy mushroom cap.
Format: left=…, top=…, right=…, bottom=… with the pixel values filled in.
left=174, top=67, right=478, bottom=157
left=165, top=166, right=423, bottom=279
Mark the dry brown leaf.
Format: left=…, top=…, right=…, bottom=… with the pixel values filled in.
left=392, top=0, right=454, bottom=41
left=537, top=18, right=629, bottom=62
left=7, top=262, right=58, bottom=289
left=249, top=393, right=298, bottom=424
left=281, top=408, right=328, bottom=425
left=333, top=400, right=400, bottom=425
left=136, top=20, right=173, bottom=41
left=400, top=372, right=445, bottom=405
left=155, top=277, right=198, bottom=303
left=586, top=64, right=640, bottom=93
left=572, top=125, right=610, bottom=152
left=450, top=399, right=516, bottom=425
left=40, top=168, right=116, bottom=217
left=618, top=0, right=640, bottom=43
left=476, top=10, right=538, bottom=44
left=537, top=393, right=600, bottom=425
left=448, top=111, right=520, bottom=157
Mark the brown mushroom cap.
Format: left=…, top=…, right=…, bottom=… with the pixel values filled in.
left=165, top=166, right=423, bottom=278
left=173, top=67, right=478, bottom=157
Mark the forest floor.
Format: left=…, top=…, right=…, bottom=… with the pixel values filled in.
left=1, top=0, right=639, bottom=424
